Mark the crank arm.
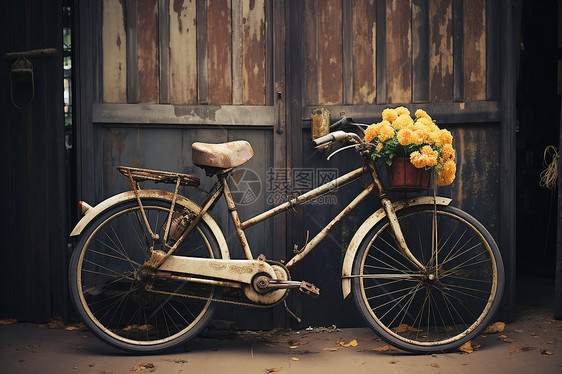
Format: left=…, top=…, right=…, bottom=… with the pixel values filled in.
left=267, top=280, right=320, bottom=298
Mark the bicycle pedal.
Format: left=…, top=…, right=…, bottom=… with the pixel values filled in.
left=299, top=281, right=320, bottom=298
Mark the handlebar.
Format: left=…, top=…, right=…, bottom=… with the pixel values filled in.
left=312, top=131, right=349, bottom=147
left=330, top=117, right=352, bottom=131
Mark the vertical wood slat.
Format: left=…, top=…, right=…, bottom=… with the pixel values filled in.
left=232, top=0, right=243, bottom=104
left=137, top=0, right=159, bottom=103
left=169, top=0, right=197, bottom=104
left=463, top=0, right=486, bottom=101
left=303, top=0, right=318, bottom=105
left=353, top=0, right=377, bottom=104
left=126, top=0, right=138, bottom=103
left=429, top=0, right=453, bottom=102
left=412, top=0, right=429, bottom=103
left=376, top=0, right=386, bottom=104
left=452, top=0, right=463, bottom=101
left=197, top=0, right=209, bottom=104
left=159, top=0, right=170, bottom=103
left=102, top=0, right=127, bottom=103
left=342, top=0, right=353, bottom=104
left=265, top=0, right=273, bottom=106
left=242, top=0, right=266, bottom=105
left=386, top=0, right=411, bottom=103
left=486, top=0, right=499, bottom=100
left=208, top=0, right=232, bottom=104
left=317, top=0, right=343, bottom=105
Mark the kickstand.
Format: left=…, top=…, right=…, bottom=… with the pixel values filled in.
left=283, top=300, right=302, bottom=323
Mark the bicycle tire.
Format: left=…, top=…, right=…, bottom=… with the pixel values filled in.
left=352, top=204, right=504, bottom=353
left=69, top=197, right=221, bottom=353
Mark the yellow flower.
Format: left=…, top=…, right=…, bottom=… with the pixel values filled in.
left=382, top=108, right=398, bottom=122
left=416, top=117, right=433, bottom=128
left=439, top=129, right=453, bottom=145
left=392, top=114, right=414, bottom=130
left=364, top=124, right=377, bottom=142
left=415, top=109, right=432, bottom=121
left=436, top=159, right=456, bottom=186
left=376, top=143, right=383, bottom=152
left=397, top=128, right=414, bottom=145
left=410, top=148, right=438, bottom=168
left=395, top=106, right=410, bottom=116
left=377, top=122, right=395, bottom=142
left=441, top=143, right=455, bottom=161
left=413, top=129, right=428, bottom=145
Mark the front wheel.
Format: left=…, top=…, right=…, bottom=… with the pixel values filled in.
left=352, top=205, right=504, bottom=353
left=69, top=197, right=222, bottom=353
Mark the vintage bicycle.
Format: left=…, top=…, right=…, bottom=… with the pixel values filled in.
left=68, top=119, right=504, bottom=354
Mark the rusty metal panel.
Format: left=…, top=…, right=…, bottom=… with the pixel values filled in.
left=169, top=0, right=197, bottom=104
left=242, top=0, right=266, bottom=105
left=352, top=0, right=377, bottom=104
left=102, top=0, right=127, bottom=103
left=208, top=0, right=233, bottom=104
left=429, top=0, right=453, bottom=102
left=463, top=0, right=486, bottom=101
left=386, top=0, right=411, bottom=103
left=138, top=0, right=159, bottom=103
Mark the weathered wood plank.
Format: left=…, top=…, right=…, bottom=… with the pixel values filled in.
left=317, top=0, right=343, bottom=105
left=376, top=0, right=386, bottom=104
left=486, top=0, right=499, bottom=100
left=386, top=0, right=411, bottom=103
left=232, top=0, right=243, bottom=104
left=102, top=0, right=127, bottom=103
left=302, top=101, right=501, bottom=125
left=92, top=103, right=275, bottom=125
left=303, top=0, right=318, bottom=105
left=412, top=0, right=429, bottom=102
left=242, top=0, right=266, bottom=105
left=452, top=0, right=463, bottom=101
left=126, top=0, right=138, bottom=103
left=352, top=0, right=376, bottom=104
left=159, top=0, right=170, bottom=103
left=138, top=0, right=159, bottom=103
left=342, top=0, right=353, bottom=104
left=429, top=0, right=453, bottom=102
left=463, top=0, right=486, bottom=101
left=169, top=0, right=197, bottom=104
left=196, top=0, right=209, bottom=104
left=208, top=0, right=233, bottom=104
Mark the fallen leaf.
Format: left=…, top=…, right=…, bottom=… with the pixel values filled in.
left=265, top=367, right=282, bottom=373
left=322, top=347, right=339, bottom=351
left=66, top=326, right=80, bottom=331
left=173, top=359, right=187, bottom=363
left=484, top=322, right=505, bottom=334
left=541, top=349, right=553, bottom=355
left=0, top=319, right=17, bottom=325
left=371, top=345, right=391, bottom=352
left=431, top=363, right=440, bottom=368
left=520, top=346, right=537, bottom=352
left=393, top=324, right=421, bottom=333
left=546, top=340, right=554, bottom=344
left=514, top=329, right=523, bottom=333
left=498, top=334, right=508, bottom=339
left=529, top=332, right=537, bottom=336
left=291, top=357, right=299, bottom=361
left=131, top=363, right=155, bottom=372
left=39, top=317, right=65, bottom=329
left=339, top=339, right=358, bottom=347
left=458, top=341, right=473, bottom=353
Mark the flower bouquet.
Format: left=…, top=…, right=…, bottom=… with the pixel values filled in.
left=364, top=107, right=456, bottom=188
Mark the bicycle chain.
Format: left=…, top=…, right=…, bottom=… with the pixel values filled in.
left=145, top=260, right=290, bottom=309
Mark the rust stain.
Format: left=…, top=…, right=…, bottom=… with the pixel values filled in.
left=116, top=33, right=121, bottom=49
left=429, top=0, right=453, bottom=101
left=173, top=0, right=185, bottom=33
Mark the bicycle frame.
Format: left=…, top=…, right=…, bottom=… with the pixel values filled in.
left=156, top=159, right=425, bottom=273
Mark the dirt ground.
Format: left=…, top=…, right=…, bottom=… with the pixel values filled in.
left=1, top=303, right=561, bottom=374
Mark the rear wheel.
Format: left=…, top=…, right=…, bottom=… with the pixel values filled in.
left=69, top=197, right=221, bottom=353
left=352, top=205, right=504, bottom=353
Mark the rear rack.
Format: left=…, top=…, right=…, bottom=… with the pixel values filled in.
left=117, top=166, right=200, bottom=187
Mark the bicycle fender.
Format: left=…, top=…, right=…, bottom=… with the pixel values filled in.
left=69, top=190, right=230, bottom=259
left=341, top=196, right=451, bottom=299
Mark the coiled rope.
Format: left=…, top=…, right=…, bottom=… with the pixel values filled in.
left=539, top=145, right=559, bottom=190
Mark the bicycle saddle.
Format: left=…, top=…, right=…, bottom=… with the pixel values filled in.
left=192, top=140, right=254, bottom=169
